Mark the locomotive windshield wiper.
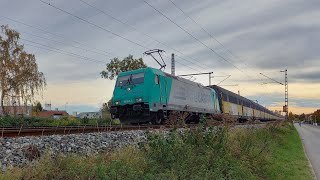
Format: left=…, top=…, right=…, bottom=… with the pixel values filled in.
left=124, top=74, right=133, bottom=86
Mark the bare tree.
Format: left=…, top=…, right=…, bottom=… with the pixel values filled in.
left=0, top=25, right=46, bottom=115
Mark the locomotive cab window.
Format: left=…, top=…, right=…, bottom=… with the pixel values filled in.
left=116, top=72, right=145, bottom=87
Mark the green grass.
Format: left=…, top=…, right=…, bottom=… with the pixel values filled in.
left=0, top=122, right=314, bottom=179
left=264, top=123, right=314, bottom=179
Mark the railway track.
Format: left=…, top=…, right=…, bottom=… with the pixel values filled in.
left=0, top=124, right=195, bottom=138
left=0, top=122, right=267, bottom=138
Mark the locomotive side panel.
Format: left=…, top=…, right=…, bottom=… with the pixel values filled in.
left=167, top=78, right=220, bottom=114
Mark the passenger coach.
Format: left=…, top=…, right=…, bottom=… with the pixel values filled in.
left=208, top=85, right=283, bottom=121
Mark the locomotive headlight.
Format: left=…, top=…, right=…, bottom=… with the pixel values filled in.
left=115, top=101, right=120, bottom=105
left=135, top=98, right=142, bottom=102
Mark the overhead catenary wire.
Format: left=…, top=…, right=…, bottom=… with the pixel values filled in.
left=167, top=0, right=258, bottom=77
left=166, top=0, right=276, bottom=97
left=39, top=0, right=148, bottom=49
left=216, top=75, right=231, bottom=85
left=38, top=0, right=204, bottom=73
left=18, top=30, right=113, bottom=58
left=162, top=54, right=202, bottom=73
left=142, top=0, right=248, bottom=76
left=21, top=38, right=106, bottom=64
left=78, top=0, right=211, bottom=72
left=2, top=15, right=202, bottom=73
left=139, top=0, right=279, bottom=103
left=168, top=0, right=282, bottom=93
left=23, top=42, right=105, bottom=65
left=0, top=16, right=115, bottom=58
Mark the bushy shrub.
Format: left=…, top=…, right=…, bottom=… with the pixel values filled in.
left=0, top=116, right=55, bottom=127
left=142, top=126, right=254, bottom=179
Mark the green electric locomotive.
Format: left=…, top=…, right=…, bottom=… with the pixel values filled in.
left=110, top=67, right=221, bottom=124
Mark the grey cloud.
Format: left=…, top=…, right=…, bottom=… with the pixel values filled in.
left=201, top=0, right=320, bottom=39
left=291, top=71, right=320, bottom=83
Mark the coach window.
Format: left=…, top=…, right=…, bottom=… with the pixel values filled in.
left=155, top=75, right=160, bottom=85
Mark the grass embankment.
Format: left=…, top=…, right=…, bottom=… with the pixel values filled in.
left=1, top=122, right=313, bottom=179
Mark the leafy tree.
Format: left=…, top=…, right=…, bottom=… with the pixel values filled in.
left=312, top=109, right=320, bottom=123
left=100, top=55, right=147, bottom=80
left=0, top=25, right=46, bottom=115
left=100, top=99, right=113, bottom=119
left=299, top=113, right=305, bottom=120
left=288, top=112, right=294, bottom=120
left=101, top=99, right=112, bottom=112
left=32, top=101, right=43, bottom=113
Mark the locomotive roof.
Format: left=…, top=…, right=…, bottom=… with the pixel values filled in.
left=118, top=67, right=212, bottom=90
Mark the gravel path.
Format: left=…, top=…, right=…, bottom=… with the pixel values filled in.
left=295, top=123, right=320, bottom=179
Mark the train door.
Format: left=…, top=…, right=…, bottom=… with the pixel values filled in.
left=159, top=75, right=167, bottom=105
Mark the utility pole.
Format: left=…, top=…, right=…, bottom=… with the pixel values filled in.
left=281, top=69, right=288, bottom=120
left=260, top=69, right=288, bottom=120
left=285, top=69, right=288, bottom=120
left=171, top=53, right=175, bottom=76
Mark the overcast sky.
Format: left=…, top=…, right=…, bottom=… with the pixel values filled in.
left=0, top=0, right=319, bottom=114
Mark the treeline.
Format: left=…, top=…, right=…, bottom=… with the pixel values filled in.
left=289, top=109, right=320, bottom=123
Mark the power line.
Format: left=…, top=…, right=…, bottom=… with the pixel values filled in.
left=142, top=0, right=246, bottom=75
left=19, top=30, right=112, bottom=58
left=39, top=0, right=147, bottom=49
left=163, top=0, right=274, bottom=96
left=259, top=73, right=284, bottom=85
left=162, top=54, right=201, bottom=73
left=38, top=0, right=203, bottom=73
left=23, top=42, right=104, bottom=64
left=2, top=15, right=201, bottom=73
left=0, top=16, right=114, bottom=57
left=168, top=0, right=278, bottom=84
left=216, top=75, right=231, bottom=85
left=21, top=38, right=106, bottom=64
left=168, top=0, right=257, bottom=77
left=78, top=0, right=208, bottom=72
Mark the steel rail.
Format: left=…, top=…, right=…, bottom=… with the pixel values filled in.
left=0, top=124, right=192, bottom=138
left=0, top=122, right=267, bottom=138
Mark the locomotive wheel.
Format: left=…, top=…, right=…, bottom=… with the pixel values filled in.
left=155, top=112, right=164, bottom=124
left=150, top=112, right=163, bottom=125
